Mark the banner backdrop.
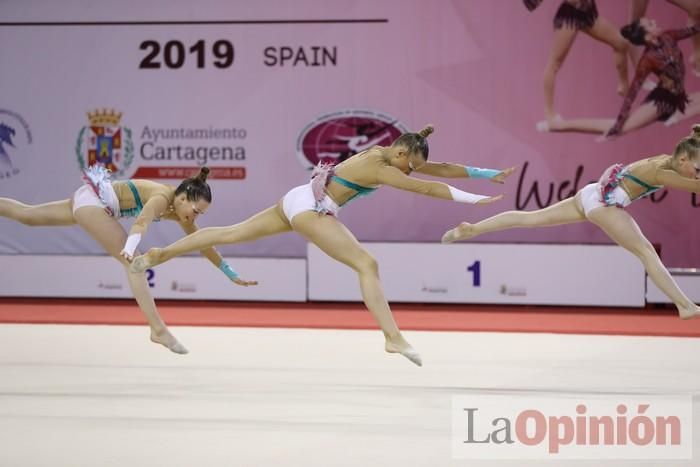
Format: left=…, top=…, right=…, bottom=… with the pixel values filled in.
left=1, top=1, right=698, bottom=266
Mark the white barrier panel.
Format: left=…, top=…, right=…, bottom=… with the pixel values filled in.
left=646, top=269, right=700, bottom=304
left=308, top=243, right=646, bottom=307
left=0, top=255, right=306, bottom=301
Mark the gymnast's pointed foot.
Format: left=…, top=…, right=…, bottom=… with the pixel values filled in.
left=536, top=114, right=563, bottom=132
left=663, top=111, right=682, bottom=127
left=385, top=336, right=422, bottom=367
left=441, top=222, right=475, bottom=244
left=617, top=82, right=629, bottom=97
left=130, top=248, right=163, bottom=273
left=150, top=329, right=189, bottom=354
left=678, top=304, right=700, bottom=320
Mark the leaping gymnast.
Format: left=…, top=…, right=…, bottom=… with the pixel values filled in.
left=443, top=125, right=700, bottom=320
left=0, top=166, right=257, bottom=354
left=130, top=125, right=516, bottom=366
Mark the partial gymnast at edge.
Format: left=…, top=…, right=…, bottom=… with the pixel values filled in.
left=443, top=124, right=700, bottom=320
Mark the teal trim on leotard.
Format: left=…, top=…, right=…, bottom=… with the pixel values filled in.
left=119, top=181, right=144, bottom=218
left=330, top=175, right=378, bottom=205
left=622, top=173, right=662, bottom=198
left=331, top=175, right=377, bottom=195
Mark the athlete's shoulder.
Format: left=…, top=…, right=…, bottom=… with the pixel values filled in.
left=647, top=154, right=673, bottom=167
left=363, top=146, right=387, bottom=162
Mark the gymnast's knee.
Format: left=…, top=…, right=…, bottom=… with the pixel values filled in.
left=613, top=37, right=629, bottom=54
left=546, top=56, right=566, bottom=74
left=354, top=253, right=379, bottom=276
left=15, top=210, right=39, bottom=226
left=634, top=242, right=658, bottom=262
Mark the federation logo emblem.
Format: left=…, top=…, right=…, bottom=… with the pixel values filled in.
left=0, top=109, right=32, bottom=180
left=296, top=109, right=409, bottom=169
left=76, top=108, right=134, bottom=177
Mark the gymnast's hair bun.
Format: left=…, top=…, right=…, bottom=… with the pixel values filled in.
left=195, top=166, right=210, bottom=183
left=690, top=124, right=700, bottom=141
left=417, top=125, right=434, bottom=138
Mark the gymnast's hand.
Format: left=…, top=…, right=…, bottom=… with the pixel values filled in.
left=490, top=166, right=517, bottom=184
left=596, top=133, right=619, bottom=143
left=600, top=123, right=621, bottom=142
left=232, top=277, right=259, bottom=287
left=120, top=233, right=142, bottom=263
left=475, top=194, right=505, bottom=204
left=120, top=249, right=135, bottom=263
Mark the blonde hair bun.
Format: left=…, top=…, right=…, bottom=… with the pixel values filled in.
left=691, top=124, right=700, bottom=141
left=417, top=124, right=434, bottom=138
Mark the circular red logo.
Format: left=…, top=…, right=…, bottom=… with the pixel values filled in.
left=296, top=109, right=409, bottom=169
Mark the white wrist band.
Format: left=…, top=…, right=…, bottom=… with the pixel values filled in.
left=447, top=185, right=490, bottom=204
left=122, top=233, right=142, bottom=257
